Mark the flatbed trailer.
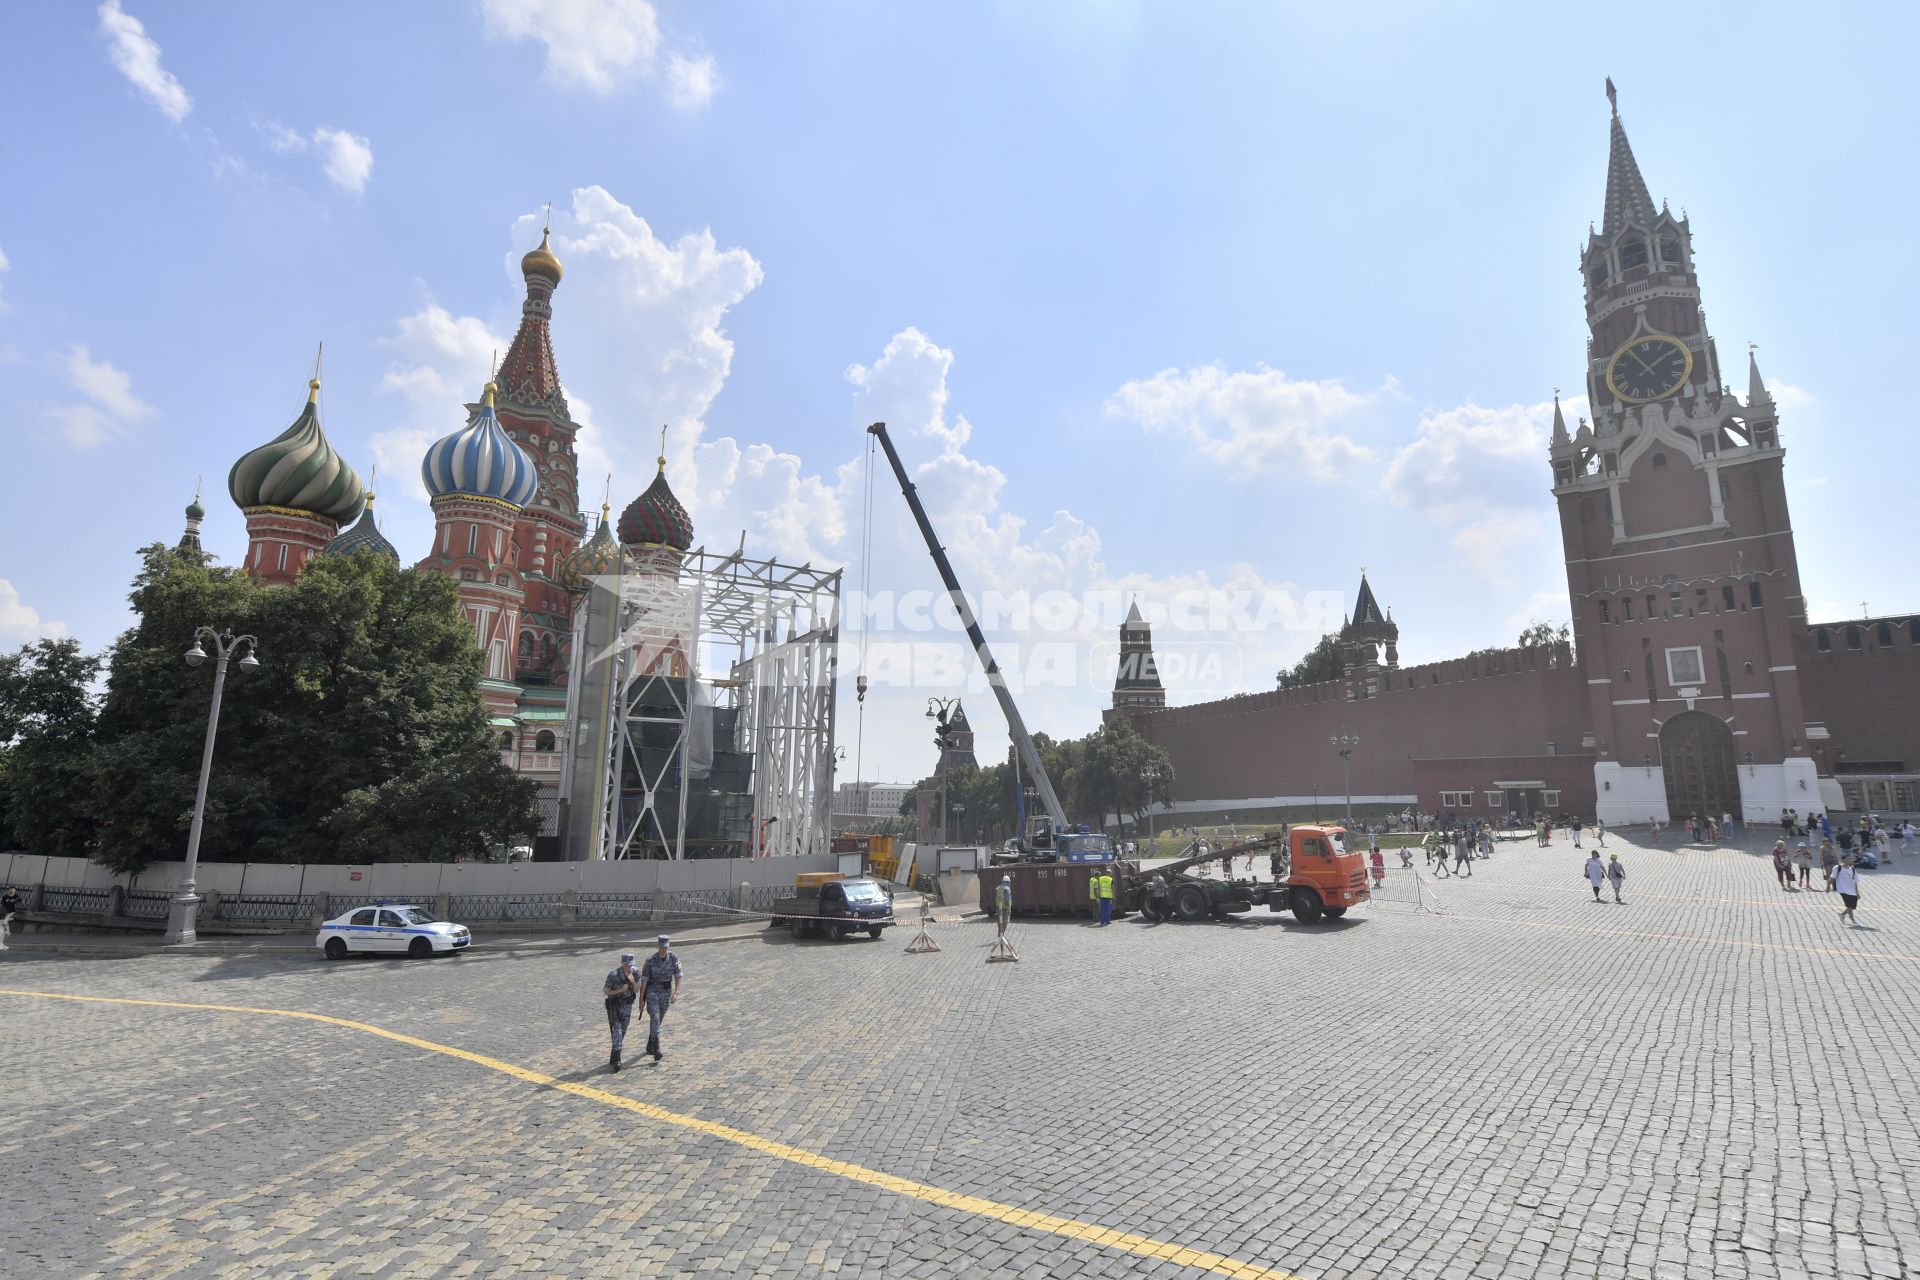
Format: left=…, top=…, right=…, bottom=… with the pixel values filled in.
left=1129, top=827, right=1370, bottom=924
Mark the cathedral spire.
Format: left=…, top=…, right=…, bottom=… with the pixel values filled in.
left=1352, top=572, right=1386, bottom=627
left=1747, top=345, right=1773, bottom=409
left=497, top=222, right=565, bottom=407
left=1550, top=390, right=1571, bottom=446
left=1601, top=79, right=1657, bottom=236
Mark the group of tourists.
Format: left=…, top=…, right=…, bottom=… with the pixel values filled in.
left=1417, top=822, right=1495, bottom=877
left=1778, top=810, right=1910, bottom=863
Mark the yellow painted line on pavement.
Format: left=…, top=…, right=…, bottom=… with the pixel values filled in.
left=1436, top=912, right=1920, bottom=964
left=0, top=989, right=1301, bottom=1280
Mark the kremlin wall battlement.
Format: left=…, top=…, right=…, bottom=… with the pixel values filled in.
left=1128, top=642, right=1588, bottom=809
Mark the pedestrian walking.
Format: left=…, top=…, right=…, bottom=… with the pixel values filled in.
left=1399, top=840, right=1413, bottom=869
left=1594, top=818, right=1606, bottom=848
left=638, top=934, right=683, bottom=1062
left=1722, top=811, right=1736, bottom=838
left=1770, top=840, right=1793, bottom=890
left=995, top=874, right=1013, bottom=936
left=1370, top=847, right=1386, bottom=887
left=0, top=884, right=21, bottom=950
left=1648, top=816, right=1661, bottom=845
left=1606, top=853, right=1627, bottom=903
left=1584, top=852, right=1605, bottom=901
left=602, top=951, right=641, bottom=1072
left=1097, top=867, right=1115, bottom=926
left=1479, top=827, right=1493, bottom=859
left=1834, top=857, right=1862, bottom=926
left=1453, top=833, right=1473, bottom=877
left=1818, top=840, right=1838, bottom=891
left=1902, top=820, right=1915, bottom=858
left=1876, top=825, right=1892, bottom=863
left=1571, top=816, right=1584, bottom=848
left=1431, top=838, right=1452, bottom=877
left=1792, top=843, right=1814, bottom=889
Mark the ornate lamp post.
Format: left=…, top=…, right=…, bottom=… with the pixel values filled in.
left=950, top=801, right=967, bottom=844
left=167, top=627, right=260, bottom=945
left=1141, top=762, right=1163, bottom=851
left=1330, top=728, right=1359, bottom=829
left=926, top=696, right=960, bottom=843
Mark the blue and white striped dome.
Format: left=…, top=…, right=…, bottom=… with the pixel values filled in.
left=421, top=384, right=539, bottom=509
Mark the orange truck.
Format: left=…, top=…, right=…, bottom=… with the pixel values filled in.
left=1130, top=826, right=1370, bottom=923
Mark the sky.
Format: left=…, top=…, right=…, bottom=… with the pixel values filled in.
left=2, top=1, right=1916, bottom=786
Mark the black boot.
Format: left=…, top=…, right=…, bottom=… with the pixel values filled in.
left=647, top=1038, right=661, bottom=1061
left=611, top=1048, right=622, bottom=1072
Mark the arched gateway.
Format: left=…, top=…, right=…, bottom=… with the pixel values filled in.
left=1659, top=711, right=1740, bottom=820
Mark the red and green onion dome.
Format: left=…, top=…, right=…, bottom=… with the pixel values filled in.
left=227, top=378, right=367, bottom=524
left=321, top=493, right=399, bottom=561
left=555, top=505, right=632, bottom=592
left=617, top=458, right=693, bottom=550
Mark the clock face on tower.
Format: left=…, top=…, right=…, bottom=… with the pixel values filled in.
left=1606, top=335, right=1693, bottom=404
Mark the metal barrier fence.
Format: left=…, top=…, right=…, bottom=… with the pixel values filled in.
left=121, top=891, right=172, bottom=920
left=41, top=887, right=111, bottom=915
left=215, top=895, right=319, bottom=924
left=576, top=892, right=654, bottom=922
left=446, top=893, right=565, bottom=922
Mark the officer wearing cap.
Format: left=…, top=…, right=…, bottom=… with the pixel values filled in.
left=638, top=934, right=683, bottom=1062
left=602, top=951, right=640, bottom=1072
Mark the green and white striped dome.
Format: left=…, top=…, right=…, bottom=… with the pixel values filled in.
left=227, top=378, right=366, bottom=524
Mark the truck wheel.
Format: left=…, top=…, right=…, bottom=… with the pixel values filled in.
left=1323, top=906, right=1348, bottom=919
left=788, top=920, right=804, bottom=939
left=1139, top=894, right=1165, bottom=923
left=829, top=922, right=847, bottom=941
left=868, top=926, right=884, bottom=939
left=1173, top=884, right=1210, bottom=922
left=324, top=937, right=348, bottom=961
left=1290, top=889, right=1323, bottom=923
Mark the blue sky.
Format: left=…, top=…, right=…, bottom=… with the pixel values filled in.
left=2, top=1, right=1915, bottom=780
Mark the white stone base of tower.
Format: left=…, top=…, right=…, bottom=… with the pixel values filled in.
left=1594, top=761, right=1670, bottom=827
left=1734, top=757, right=1821, bottom=824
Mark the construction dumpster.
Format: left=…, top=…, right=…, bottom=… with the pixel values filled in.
left=976, top=861, right=1131, bottom=918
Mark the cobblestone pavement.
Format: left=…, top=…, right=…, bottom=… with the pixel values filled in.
left=4, top=827, right=1918, bottom=1279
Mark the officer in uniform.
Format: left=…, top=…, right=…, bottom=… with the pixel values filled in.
left=602, top=951, right=640, bottom=1072
left=638, top=934, right=683, bottom=1062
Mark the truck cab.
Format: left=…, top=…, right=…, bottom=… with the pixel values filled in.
left=770, top=874, right=896, bottom=941
left=1281, top=825, right=1370, bottom=922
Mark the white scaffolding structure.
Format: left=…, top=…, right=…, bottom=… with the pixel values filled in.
left=575, top=546, right=839, bottom=861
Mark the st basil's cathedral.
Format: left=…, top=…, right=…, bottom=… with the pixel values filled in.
left=211, top=229, right=694, bottom=843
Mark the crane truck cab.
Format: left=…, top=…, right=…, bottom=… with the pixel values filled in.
left=1281, top=824, right=1371, bottom=922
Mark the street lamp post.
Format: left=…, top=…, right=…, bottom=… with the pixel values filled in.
left=167, top=627, right=260, bottom=945
left=926, top=696, right=960, bottom=844
left=1330, top=729, right=1359, bottom=829
left=1141, top=763, right=1163, bottom=852
left=950, top=801, right=966, bottom=845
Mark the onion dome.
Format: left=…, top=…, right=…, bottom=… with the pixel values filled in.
left=228, top=378, right=367, bottom=523
left=321, top=493, right=399, bottom=561
left=556, top=505, right=631, bottom=592
left=618, top=453, right=694, bottom=550
left=421, top=383, right=540, bottom=509
left=521, top=226, right=563, bottom=284
left=186, top=495, right=205, bottom=520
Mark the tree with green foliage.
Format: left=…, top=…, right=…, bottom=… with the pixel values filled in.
left=77, top=545, right=538, bottom=873
left=1276, top=632, right=1344, bottom=689
left=0, top=638, right=103, bottom=855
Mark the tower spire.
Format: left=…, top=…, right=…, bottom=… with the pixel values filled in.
left=1747, top=344, right=1773, bottom=408
left=1551, top=389, right=1571, bottom=445
left=1601, top=79, right=1657, bottom=235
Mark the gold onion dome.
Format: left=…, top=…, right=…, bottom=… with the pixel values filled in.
left=556, top=506, right=631, bottom=592
left=521, top=226, right=563, bottom=283
left=227, top=378, right=367, bottom=524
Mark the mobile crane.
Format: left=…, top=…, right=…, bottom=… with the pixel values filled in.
left=867, top=421, right=1109, bottom=864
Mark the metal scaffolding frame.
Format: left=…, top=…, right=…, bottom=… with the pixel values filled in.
left=578, top=546, right=839, bottom=860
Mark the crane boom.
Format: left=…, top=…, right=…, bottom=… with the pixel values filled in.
left=867, top=422, right=1069, bottom=832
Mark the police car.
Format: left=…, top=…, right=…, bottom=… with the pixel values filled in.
left=316, top=902, right=471, bottom=959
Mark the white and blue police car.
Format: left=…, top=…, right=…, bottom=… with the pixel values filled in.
left=316, top=902, right=472, bottom=959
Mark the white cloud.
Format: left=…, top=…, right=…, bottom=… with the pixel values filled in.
left=477, top=0, right=719, bottom=109
left=663, top=51, right=719, bottom=112
left=313, top=128, right=374, bottom=194
left=0, top=579, right=66, bottom=645
left=97, top=0, right=191, bottom=122
left=259, top=123, right=374, bottom=194
left=373, top=303, right=506, bottom=502
left=1103, top=363, right=1377, bottom=480
left=0, top=244, right=9, bottom=312
left=50, top=345, right=154, bottom=447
